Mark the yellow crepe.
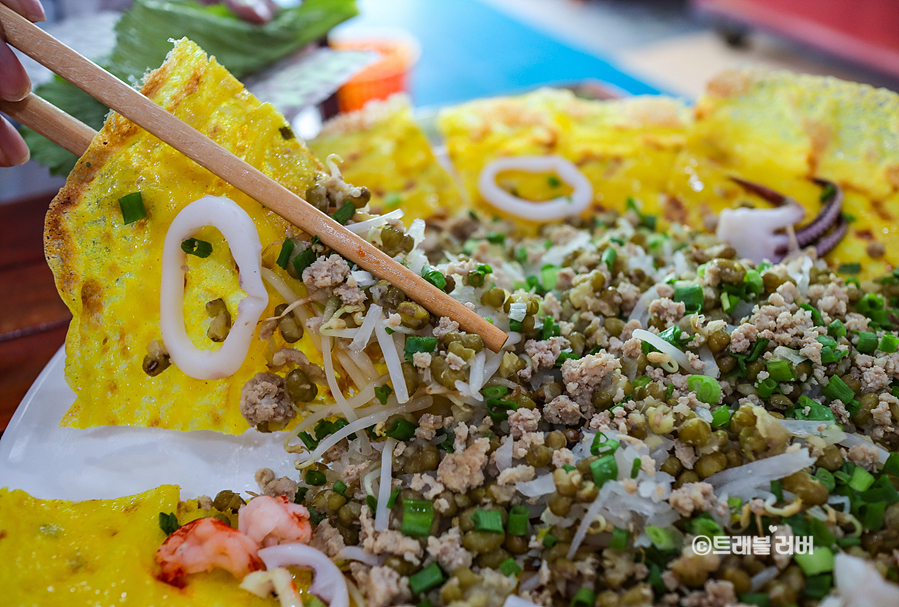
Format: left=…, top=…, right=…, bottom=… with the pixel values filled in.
left=0, top=486, right=275, bottom=606
left=46, top=39, right=330, bottom=434
left=437, top=88, right=691, bottom=231
left=668, top=68, right=899, bottom=278
left=437, top=75, right=898, bottom=277
left=308, top=95, right=464, bottom=224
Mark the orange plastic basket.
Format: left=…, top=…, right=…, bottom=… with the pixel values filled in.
left=332, top=33, right=420, bottom=113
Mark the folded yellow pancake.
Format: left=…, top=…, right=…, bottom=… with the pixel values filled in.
left=308, top=94, right=464, bottom=224
left=437, top=88, right=691, bottom=231
left=46, top=39, right=330, bottom=434
left=668, top=68, right=899, bottom=278
left=0, top=486, right=276, bottom=605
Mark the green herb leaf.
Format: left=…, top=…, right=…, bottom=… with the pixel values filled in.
left=374, top=384, right=393, bottom=405
left=118, top=192, right=147, bottom=225
left=159, top=511, right=180, bottom=536
left=181, top=238, right=213, bottom=258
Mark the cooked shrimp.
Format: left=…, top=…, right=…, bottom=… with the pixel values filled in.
left=238, top=495, right=312, bottom=547
left=156, top=517, right=263, bottom=587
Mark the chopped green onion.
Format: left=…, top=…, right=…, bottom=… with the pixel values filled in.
left=849, top=466, right=876, bottom=492
left=711, top=406, right=732, bottom=428
left=794, top=547, right=835, bottom=576
left=276, top=238, right=296, bottom=269
left=743, top=270, right=763, bottom=298
left=304, top=470, right=326, bottom=486
left=820, top=345, right=845, bottom=365
left=590, top=455, right=618, bottom=488
left=767, top=359, right=796, bottom=382
left=366, top=495, right=377, bottom=513
left=770, top=480, right=784, bottom=502
left=883, top=452, right=899, bottom=477
left=541, top=316, right=561, bottom=340
left=486, top=231, right=506, bottom=245
left=385, top=417, right=417, bottom=441
left=499, top=558, right=522, bottom=576
left=409, top=563, right=445, bottom=595
left=880, top=334, right=899, bottom=353
left=279, top=125, right=295, bottom=140
left=298, top=431, right=318, bottom=450
left=472, top=509, right=504, bottom=534
left=791, top=395, right=835, bottom=421
left=823, top=375, right=855, bottom=403
left=570, top=587, right=596, bottom=607
left=547, top=175, right=562, bottom=188
left=674, top=285, right=703, bottom=314
left=815, top=469, right=837, bottom=493
left=817, top=334, right=838, bottom=348
left=404, top=336, right=437, bottom=363
left=747, top=338, right=770, bottom=362
left=332, top=201, right=356, bottom=225
left=541, top=265, right=560, bottom=291
left=739, top=593, right=770, bottom=607
left=292, top=248, right=317, bottom=279
left=633, top=375, right=652, bottom=389
left=384, top=193, right=402, bottom=208
left=181, top=238, right=213, bottom=258
left=829, top=319, right=846, bottom=339
left=658, top=325, right=689, bottom=349
left=118, top=192, right=146, bottom=224
left=665, top=383, right=674, bottom=401
left=857, top=331, right=879, bottom=354
left=159, top=512, right=180, bottom=536
left=610, top=528, right=629, bottom=550
left=374, top=385, right=393, bottom=405
left=728, top=497, right=742, bottom=510
left=800, top=303, right=824, bottom=326
left=720, top=292, right=740, bottom=314
left=645, top=526, right=678, bottom=551
left=601, top=247, right=617, bottom=269
left=401, top=499, right=434, bottom=537
left=591, top=433, right=620, bottom=457
left=314, top=418, right=350, bottom=441
left=482, top=386, right=509, bottom=399
left=805, top=574, right=834, bottom=600
left=689, top=514, right=723, bottom=537
left=421, top=266, right=447, bottom=291
left=308, top=508, right=326, bottom=524
left=755, top=377, right=777, bottom=398
left=839, top=262, right=861, bottom=274
left=508, top=505, right=529, bottom=536
left=631, top=458, right=642, bottom=479
left=687, top=375, right=721, bottom=404
left=293, top=487, right=309, bottom=504
left=387, top=488, right=401, bottom=509
left=333, top=480, right=347, bottom=496
left=542, top=533, right=558, bottom=548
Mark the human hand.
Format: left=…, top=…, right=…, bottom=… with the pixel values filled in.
left=0, top=0, right=45, bottom=167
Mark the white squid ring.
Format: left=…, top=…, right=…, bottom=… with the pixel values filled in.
left=477, top=155, right=593, bottom=222
left=160, top=195, right=268, bottom=380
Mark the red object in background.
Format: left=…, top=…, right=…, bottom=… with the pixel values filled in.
left=693, top=0, right=899, bottom=78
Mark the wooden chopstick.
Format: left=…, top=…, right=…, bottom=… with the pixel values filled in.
left=0, top=4, right=508, bottom=352
left=0, top=93, right=95, bottom=156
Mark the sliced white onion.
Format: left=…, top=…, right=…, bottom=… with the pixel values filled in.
left=375, top=439, right=395, bottom=532
left=350, top=270, right=376, bottom=287
left=469, top=350, right=487, bottom=394
left=834, top=553, right=899, bottom=607
left=541, top=232, right=592, bottom=268
left=568, top=484, right=611, bottom=558
left=321, top=335, right=356, bottom=422
left=337, top=546, right=380, bottom=566
left=779, top=419, right=837, bottom=437
left=751, top=566, right=779, bottom=592
left=773, top=346, right=806, bottom=365
left=495, top=435, right=513, bottom=470
left=508, top=302, right=528, bottom=322
left=517, top=473, right=556, bottom=498
left=716, top=204, right=805, bottom=264
left=632, top=329, right=691, bottom=371
left=258, top=544, right=349, bottom=607
left=708, top=449, right=816, bottom=499
left=375, top=318, right=409, bottom=404
left=160, top=196, right=268, bottom=380
left=345, top=209, right=404, bottom=234
left=241, top=568, right=302, bottom=607
left=478, top=156, right=593, bottom=221
left=503, top=595, right=543, bottom=607
left=628, top=286, right=658, bottom=326
left=697, top=345, right=720, bottom=379
left=297, top=396, right=433, bottom=464
left=828, top=494, right=850, bottom=512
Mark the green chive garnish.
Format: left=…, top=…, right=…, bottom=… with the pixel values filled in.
left=276, top=238, right=295, bottom=269
left=507, top=505, right=529, bottom=536
left=472, top=509, right=504, bottom=534
left=118, top=192, right=146, bottom=224
left=409, top=563, right=445, bottom=595
left=401, top=499, right=434, bottom=537
left=181, top=238, right=212, bottom=258
left=332, top=201, right=356, bottom=225
left=304, top=470, right=326, bottom=486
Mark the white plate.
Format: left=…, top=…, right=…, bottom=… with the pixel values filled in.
left=0, top=347, right=297, bottom=501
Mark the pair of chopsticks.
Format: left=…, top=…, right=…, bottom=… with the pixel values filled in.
left=0, top=4, right=507, bottom=352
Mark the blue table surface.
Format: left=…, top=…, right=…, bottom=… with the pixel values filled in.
left=335, top=0, right=664, bottom=108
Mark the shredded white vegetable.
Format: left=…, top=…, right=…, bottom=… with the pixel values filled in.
left=345, top=209, right=404, bottom=234
left=375, top=318, right=409, bottom=403
left=632, top=329, right=691, bottom=371
left=375, top=439, right=395, bottom=531
left=350, top=303, right=382, bottom=353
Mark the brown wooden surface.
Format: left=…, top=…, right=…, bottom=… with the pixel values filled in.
left=0, top=192, right=69, bottom=431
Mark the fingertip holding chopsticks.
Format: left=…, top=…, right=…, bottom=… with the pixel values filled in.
left=0, top=3, right=509, bottom=351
